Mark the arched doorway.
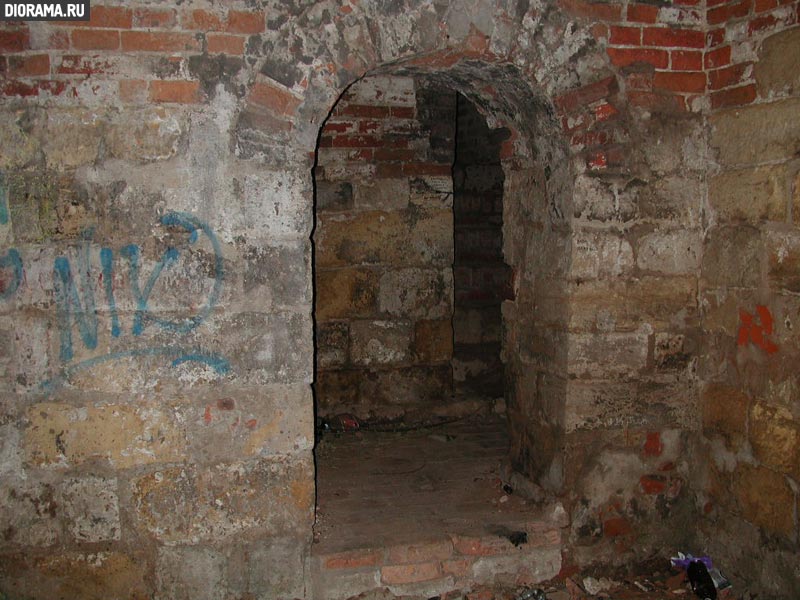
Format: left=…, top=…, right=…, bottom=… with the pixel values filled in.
left=310, top=60, right=573, bottom=598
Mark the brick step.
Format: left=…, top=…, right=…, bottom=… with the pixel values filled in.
left=310, top=521, right=563, bottom=600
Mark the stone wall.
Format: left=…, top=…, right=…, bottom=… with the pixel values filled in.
left=452, top=95, right=510, bottom=399
left=314, top=76, right=457, bottom=424
left=699, top=23, right=800, bottom=597
left=0, top=0, right=798, bottom=597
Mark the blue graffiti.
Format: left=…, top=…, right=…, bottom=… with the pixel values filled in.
left=41, top=346, right=230, bottom=391
left=0, top=205, right=229, bottom=387
left=0, top=173, right=8, bottom=225
left=0, top=248, right=23, bottom=300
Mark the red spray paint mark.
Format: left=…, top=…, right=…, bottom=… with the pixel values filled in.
left=643, top=431, right=663, bottom=457
left=737, top=305, right=778, bottom=354
left=204, top=405, right=212, bottom=424
left=245, top=419, right=257, bottom=430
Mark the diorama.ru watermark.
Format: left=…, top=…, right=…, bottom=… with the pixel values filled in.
left=1, top=1, right=90, bottom=21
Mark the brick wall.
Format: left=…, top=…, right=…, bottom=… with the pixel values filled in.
left=314, top=76, right=457, bottom=424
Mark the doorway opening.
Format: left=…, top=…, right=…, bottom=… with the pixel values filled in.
left=310, top=69, right=570, bottom=596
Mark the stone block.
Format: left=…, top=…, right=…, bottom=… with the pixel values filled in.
left=228, top=538, right=308, bottom=599
left=709, top=165, right=788, bottom=224
left=183, top=384, right=313, bottom=464
left=354, top=178, right=410, bottom=211
left=710, top=98, right=800, bottom=166
left=316, top=267, right=379, bottom=320
left=701, top=225, right=762, bottom=289
left=60, top=475, right=121, bottom=542
left=636, top=175, right=702, bottom=227
left=350, top=319, right=412, bottom=366
left=241, top=170, right=313, bottom=240
left=315, top=369, right=361, bottom=417
left=106, top=107, right=188, bottom=163
left=156, top=546, right=226, bottom=600
left=755, top=26, right=800, bottom=97
left=315, top=208, right=453, bottom=268
left=317, top=180, right=354, bottom=212
left=410, top=176, right=453, bottom=209
left=132, top=455, right=314, bottom=543
left=571, top=232, right=634, bottom=280
left=766, top=228, right=800, bottom=293
left=0, top=480, right=62, bottom=547
left=317, top=320, right=349, bottom=368
left=749, top=401, right=800, bottom=480
left=733, top=463, right=795, bottom=536
left=0, top=110, right=41, bottom=170
left=568, top=331, right=649, bottom=379
left=414, top=319, right=453, bottom=362
left=33, top=109, right=107, bottom=169
left=357, top=365, right=452, bottom=420
left=0, top=551, right=151, bottom=600
left=453, top=307, right=500, bottom=345
left=378, top=268, right=453, bottom=319
left=636, top=229, right=701, bottom=275
left=242, top=240, right=312, bottom=311
left=701, top=383, right=749, bottom=444
left=24, top=401, right=186, bottom=469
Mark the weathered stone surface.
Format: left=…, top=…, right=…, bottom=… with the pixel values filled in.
left=0, top=480, right=62, bottom=547
left=350, top=319, right=412, bottom=366
left=317, top=181, right=354, bottom=212
left=354, top=178, right=410, bottom=211
left=710, top=98, right=800, bottom=166
left=636, top=229, right=701, bottom=275
left=414, top=318, right=453, bottom=362
left=755, top=27, right=800, bottom=97
left=317, top=321, right=349, bottom=368
left=0, top=551, right=151, bottom=600
left=749, top=401, right=800, bottom=480
left=242, top=240, right=312, bottom=311
left=766, top=228, right=800, bottom=293
left=156, top=546, right=226, bottom=600
left=316, top=268, right=379, bottom=320
left=378, top=268, right=453, bottom=319
left=24, top=401, right=186, bottom=469
left=228, top=538, right=308, bottom=599
left=709, top=165, right=789, bottom=224
left=568, top=332, right=649, bottom=379
left=571, top=232, right=634, bottom=280
left=701, top=383, right=749, bottom=445
left=132, top=455, right=314, bottom=543
left=315, top=209, right=453, bottom=268
left=733, top=463, right=795, bottom=536
left=61, top=476, right=121, bottom=542
left=701, top=226, right=763, bottom=289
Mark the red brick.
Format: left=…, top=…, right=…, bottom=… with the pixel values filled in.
left=133, top=8, right=176, bottom=29
left=7, top=54, right=49, bottom=77
left=2, top=80, right=39, bottom=97
left=338, top=104, right=391, bottom=118
left=207, top=33, right=245, bottom=54
left=704, top=45, right=731, bottom=69
left=324, top=549, right=382, bottom=570
left=0, top=28, right=30, bottom=52
left=642, top=27, right=704, bottom=48
left=226, top=10, right=265, bottom=33
left=643, top=432, right=663, bottom=456
left=602, top=517, right=632, bottom=537
left=640, top=475, right=667, bottom=494
left=610, top=25, right=641, bottom=45
left=707, top=28, right=726, bottom=47
left=61, top=5, right=132, bottom=28
left=386, top=540, right=453, bottom=564
left=121, top=31, right=200, bottom=52
left=381, top=562, right=441, bottom=585
left=559, top=0, right=623, bottom=21
left=607, top=47, right=669, bottom=68
left=748, top=12, right=793, bottom=35
left=56, top=54, right=111, bottom=75
left=708, top=0, right=752, bottom=25
left=708, top=62, right=750, bottom=90
left=594, top=101, right=618, bottom=121
left=627, top=3, right=659, bottom=23
left=555, top=75, right=618, bottom=113
left=72, top=28, right=120, bottom=50
left=754, top=0, right=777, bottom=11
left=247, top=79, right=302, bottom=115
left=711, top=83, right=757, bottom=109
left=390, top=106, right=415, bottom=118
left=374, top=148, right=416, bottom=161
left=119, top=79, right=147, bottom=103
left=451, top=535, right=510, bottom=556
left=181, top=9, right=223, bottom=30
left=653, top=70, right=706, bottom=93
left=149, top=80, right=203, bottom=103
left=671, top=50, right=702, bottom=70
left=442, top=558, right=473, bottom=577
left=402, top=163, right=451, bottom=176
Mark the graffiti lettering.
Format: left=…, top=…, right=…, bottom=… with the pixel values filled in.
left=737, top=305, right=778, bottom=355
left=0, top=209, right=230, bottom=387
